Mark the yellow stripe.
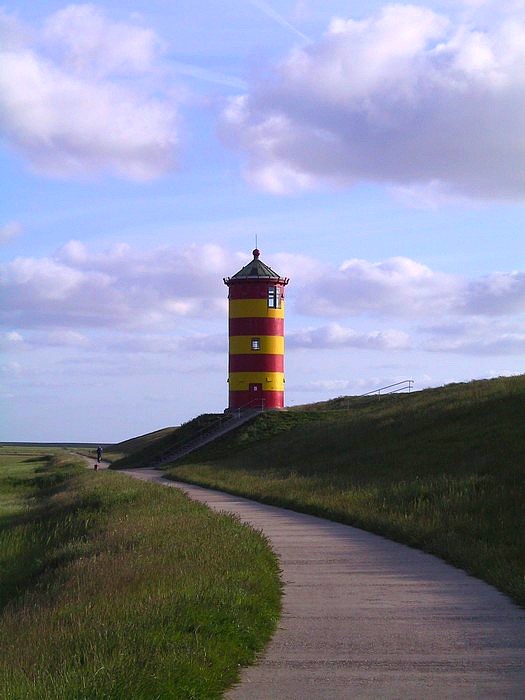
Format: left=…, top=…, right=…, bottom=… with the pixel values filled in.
left=229, top=335, right=284, bottom=355
left=229, top=299, right=285, bottom=319
left=229, top=372, right=284, bottom=392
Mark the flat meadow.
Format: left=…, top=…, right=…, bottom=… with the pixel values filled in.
left=0, top=447, right=280, bottom=699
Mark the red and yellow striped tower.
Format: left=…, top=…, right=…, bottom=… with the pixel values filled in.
left=224, top=249, right=289, bottom=410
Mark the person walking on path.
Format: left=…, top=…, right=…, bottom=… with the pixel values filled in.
left=96, top=446, right=103, bottom=463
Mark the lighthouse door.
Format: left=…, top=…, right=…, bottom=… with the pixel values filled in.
left=249, top=383, right=263, bottom=408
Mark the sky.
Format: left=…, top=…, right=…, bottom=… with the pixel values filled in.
left=1, top=0, right=524, bottom=442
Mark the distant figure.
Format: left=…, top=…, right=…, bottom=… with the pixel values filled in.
left=96, top=446, right=102, bottom=463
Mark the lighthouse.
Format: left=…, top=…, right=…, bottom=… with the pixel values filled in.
left=224, top=249, right=289, bottom=411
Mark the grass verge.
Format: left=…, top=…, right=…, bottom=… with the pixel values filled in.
left=0, top=450, right=281, bottom=699
left=165, top=375, right=525, bottom=607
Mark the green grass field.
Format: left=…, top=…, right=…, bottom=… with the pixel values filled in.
left=0, top=448, right=281, bottom=699
left=163, top=375, right=525, bottom=607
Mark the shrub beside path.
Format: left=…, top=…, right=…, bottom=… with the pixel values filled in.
left=110, top=466, right=525, bottom=699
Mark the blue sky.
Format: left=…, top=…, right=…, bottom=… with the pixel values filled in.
left=1, top=0, right=524, bottom=442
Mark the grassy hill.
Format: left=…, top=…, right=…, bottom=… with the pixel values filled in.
left=64, top=427, right=178, bottom=464
left=100, top=426, right=177, bottom=463
left=111, top=426, right=175, bottom=454
left=110, top=414, right=225, bottom=469
left=154, top=374, right=525, bottom=607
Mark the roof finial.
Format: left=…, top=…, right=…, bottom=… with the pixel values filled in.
left=253, top=235, right=260, bottom=259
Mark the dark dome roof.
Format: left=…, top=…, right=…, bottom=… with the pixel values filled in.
left=224, top=250, right=289, bottom=286
left=231, top=256, right=281, bottom=280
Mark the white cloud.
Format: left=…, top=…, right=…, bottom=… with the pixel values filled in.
left=59, top=239, right=90, bottom=264
left=290, top=256, right=525, bottom=321
left=271, top=250, right=329, bottom=284
left=0, top=241, right=229, bottom=331
left=462, top=271, right=525, bottom=315
left=439, top=334, right=525, bottom=355
left=42, top=4, right=162, bottom=77
left=107, top=332, right=226, bottom=355
left=388, top=181, right=474, bottom=209
left=2, top=256, right=109, bottom=300
left=1, top=328, right=88, bottom=350
left=222, top=3, right=525, bottom=199
left=179, top=334, right=227, bottom=353
left=0, top=331, right=24, bottom=351
left=44, top=330, right=89, bottom=347
left=422, top=319, right=525, bottom=354
left=294, top=256, right=460, bottom=318
left=0, top=221, right=22, bottom=245
left=293, top=378, right=354, bottom=393
left=290, top=375, right=412, bottom=394
left=288, top=323, right=410, bottom=350
left=0, top=361, right=22, bottom=375
left=2, top=243, right=525, bottom=361
left=0, top=6, right=179, bottom=179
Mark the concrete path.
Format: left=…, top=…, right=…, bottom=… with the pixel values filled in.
left=115, top=466, right=525, bottom=699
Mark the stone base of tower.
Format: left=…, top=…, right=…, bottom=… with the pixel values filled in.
left=229, top=390, right=284, bottom=410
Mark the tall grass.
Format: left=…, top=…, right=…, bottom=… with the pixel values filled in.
left=0, top=449, right=74, bottom=609
left=166, top=375, right=525, bottom=607
left=0, top=451, right=281, bottom=699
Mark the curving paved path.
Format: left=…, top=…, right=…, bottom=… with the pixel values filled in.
left=116, top=467, right=525, bottom=699
left=80, top=458, right=525, bottom=698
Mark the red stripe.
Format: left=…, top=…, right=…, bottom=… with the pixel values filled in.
left=229, top=390, right=284, bottom=410
left=229, top=317, right=284, bottom=336
left=229, top=355, right=284, bottom=372
left=228, top=281, right=286, bottom=300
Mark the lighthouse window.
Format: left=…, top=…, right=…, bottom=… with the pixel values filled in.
left=268, top=286, right=281, bottom=309
left=251, top=337, right=261, bottom=351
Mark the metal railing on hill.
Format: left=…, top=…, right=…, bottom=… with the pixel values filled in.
left=231, top=397, right=266, bottom=415
left=359, top=379, right=414, bottom=398
left=154, top=398, right=266, bottom=465
left=336, top=380, right=414, bottom=410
